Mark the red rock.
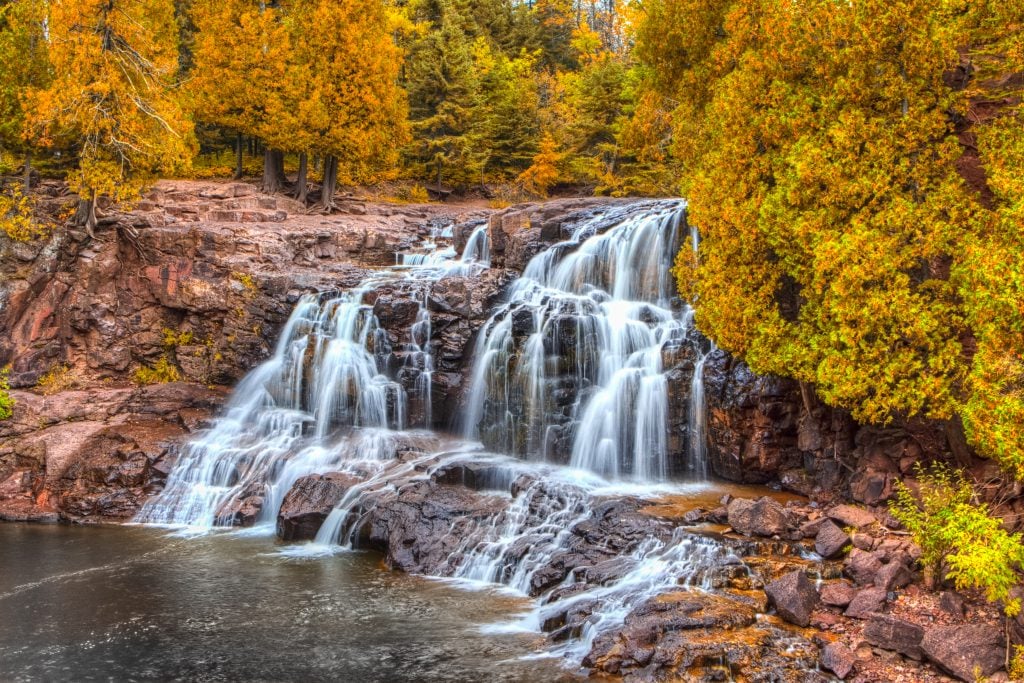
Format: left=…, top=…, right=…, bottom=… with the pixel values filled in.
left=766, top=570, right=819, bottom=627
left=844, top=587, right=887, bottom=619
left=820, top=641, right=856, bottom=679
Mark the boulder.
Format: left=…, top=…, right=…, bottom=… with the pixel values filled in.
left=875, top=560, right=912, bottom=591
left=820, top=641, right=856, bottom=679
left=863, top=614, right=924, bottom=660
left=815, top=519, right=850, bottom=559
left=765, top=570, right=818, bottom=627
left=727, top=497, right=789, bottom=537
left=921, top=624, right=1004, bottom=682
left=844, top=587, right=887, bottom=619
left=828, top=504, right=876, bottom=529
left=820, top=581, right=857, bottom=608
left=277, top=472, right=360, bottom=541
left=844, top=548, right=884, bottom=585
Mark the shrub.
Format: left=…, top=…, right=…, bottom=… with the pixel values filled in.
left=891, top=463, right=1024, bottom=615
left=36, top=364, right=77, bottom=395
left=133, top=356, right=182, bottom=385
left=0, top=367, right=14, bottom=420
left=0, top=185, right=50, bottom=242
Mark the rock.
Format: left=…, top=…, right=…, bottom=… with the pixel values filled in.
left=277, top=472, right=360, bottom=541
left=765, top=570, right=818, bottom=627
left=820, top=641, right=857, bottom=679
left=875, top=560, right=912, bottom=591
left=829, top=504, right=876, bottom=529
left=921, top=625, right=1004, bottom=682
left=844, top=587, right=887, bottom=619
left=845, top=548, right=884, bottom=585
left=727, top=496, right=789, bottom=537
left=863, top=614, right=924, bottom=660
left=820, top=581, right=857, bottom=608
left=939, top=591, right=967, bottom=617
left=815, top=519, right=850, bottom=559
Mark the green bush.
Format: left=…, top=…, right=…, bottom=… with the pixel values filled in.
left=0, top=366, right=14, bottom=420
left=133, top=356, right=182, bottom=385
left=891, top=464, right=1024, bottom=616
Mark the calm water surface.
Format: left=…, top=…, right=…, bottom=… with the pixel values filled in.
left=0, top=524, right=576, bottom=682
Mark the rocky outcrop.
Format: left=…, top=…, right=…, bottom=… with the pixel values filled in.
left=701, top=348, right=987, bottom=507
left=0, top=383, right=224, bottom=522
left=277, top=472, right=360, bottom=540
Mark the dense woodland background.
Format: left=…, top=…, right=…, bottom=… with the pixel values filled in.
left=0, top=1, right=1023, bottom=524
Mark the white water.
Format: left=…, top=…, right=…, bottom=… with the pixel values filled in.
left=137, top=202, right=730, bottom=671
left=137, top=222, right=492, bottom=530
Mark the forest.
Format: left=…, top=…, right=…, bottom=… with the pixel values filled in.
left=3, top=0, right=1021, bottom=484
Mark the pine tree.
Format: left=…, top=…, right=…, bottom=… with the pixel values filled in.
left=404, top=0, right=484, bottom=187
left=25, top=0, right=195, bottom=235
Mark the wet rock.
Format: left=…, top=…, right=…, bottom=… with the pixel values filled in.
left=921, top=624, right=1004, bottom=682
left=277, top=472, right=360, bottom=541
left=727, top=496, right=789, bottom=537
left=820, top=580, right=857, bottom=608
left=820, top=641, right=857, bottom=679
left=863, top=614, right=924, bottom=660
left=815, top=519, right=850, bottom=559
left=844, top=548, right=884, bottom=585
left=765, top=570, right=818, bottom=627
left=844, top=587, right=887, bottom=619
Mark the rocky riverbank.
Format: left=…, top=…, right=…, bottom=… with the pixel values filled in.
left=0, top=181, right=1015, bottom=681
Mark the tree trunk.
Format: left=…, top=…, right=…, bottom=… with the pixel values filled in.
left=294, top=152, right=308, bottom=204
left=262, top=148, right=286, bottom=194
left=320, top=155, right=338, bottom=211
left=22, top=152, right=31, bottom=194
left=233, top=133, right=244, bottom=180
left=74, top=191, right=97, bottom=238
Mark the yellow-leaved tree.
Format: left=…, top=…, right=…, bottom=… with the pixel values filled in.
left=25, top=0, right=195, bottom=236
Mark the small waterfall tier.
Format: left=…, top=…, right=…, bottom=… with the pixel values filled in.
left=136, top=222, right=490, bottom=528
left=464, top=200, right=709, bottom=479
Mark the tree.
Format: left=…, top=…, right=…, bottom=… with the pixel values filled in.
left=25, top=0, right=195, bottom=235
left=518, top=132, right=560, bottom=196
left=0, top=0, right=50, bottom=192
left=404, top=0, right=484, bottom=187
left=189, top=0, right=290, bottom=190
left=633, top=0, right=1024, bottom=474
left=286, top=0, right=409, bottom=209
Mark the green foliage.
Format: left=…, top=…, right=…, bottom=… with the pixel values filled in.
left=629, top=0, right=1024, bottom=472
left=891, top=464, right=1024, bottom=615
left=133, top=356, right=182, bottom=385
left=0, top=366, right=14, bottom=421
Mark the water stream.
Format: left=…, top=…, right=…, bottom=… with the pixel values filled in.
left=127, top=200, right=729, bottom=672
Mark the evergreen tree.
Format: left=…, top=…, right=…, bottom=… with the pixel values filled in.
left=25, top=0, right=195, bottom=235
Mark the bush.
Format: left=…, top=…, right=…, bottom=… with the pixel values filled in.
left=0, top=367, right=14, bottom=420
left=0, top=185, right=50, bottom=242
left=133, top=356, right=182, bottom=385
left=891, top=464, right=1024, bottom=615
left=36, top=364, right=77, bottom=395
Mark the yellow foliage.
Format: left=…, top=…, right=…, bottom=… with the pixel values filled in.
left=0, top=185, right=49, bottom=242
left=518, top=134, right=561, bottom=198
left=133, top=356, right=182, bottom=385
left=36, top=364, right=77, bottom=395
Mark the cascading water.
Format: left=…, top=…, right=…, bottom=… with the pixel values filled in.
left=136, top=201, right=739, bottom=674
left=136, top=222, right=491, bottom=530
left=462, top=201, right=706, bottom=480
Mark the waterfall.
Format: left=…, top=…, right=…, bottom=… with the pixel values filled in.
left=137, top=223, right=489, bottom=530
left=135, top=200, right=734, bottom=674
left=463, top=201, right=706, bottom=480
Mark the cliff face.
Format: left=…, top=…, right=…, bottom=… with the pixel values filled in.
left=0, top=182, right=992, bottom=523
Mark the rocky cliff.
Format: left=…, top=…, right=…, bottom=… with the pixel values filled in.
left=0, top=181, right=994, bottom=524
